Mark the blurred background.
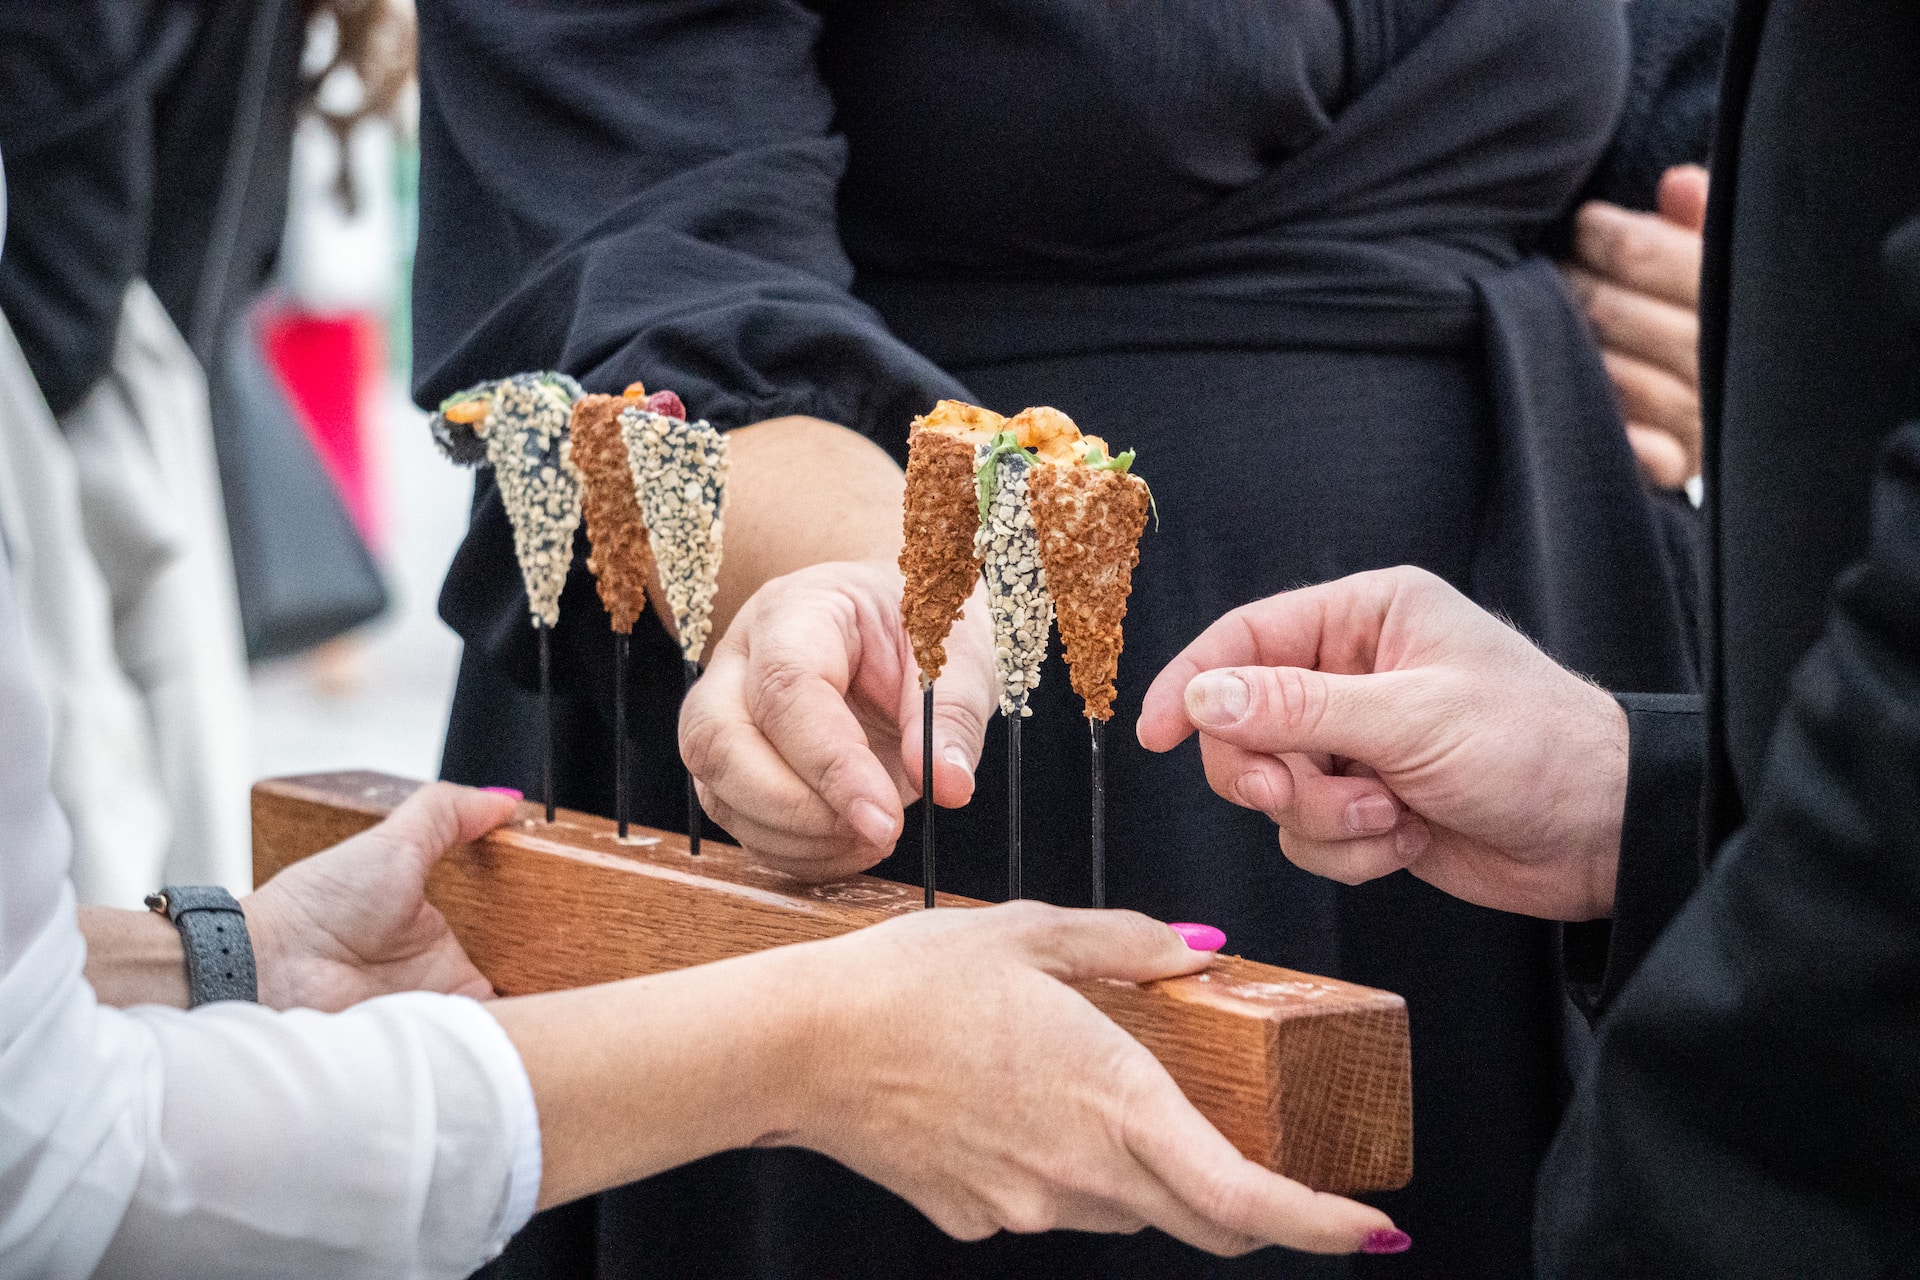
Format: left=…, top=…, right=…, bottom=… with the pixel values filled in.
left=0, top=0, right=455, bottom=902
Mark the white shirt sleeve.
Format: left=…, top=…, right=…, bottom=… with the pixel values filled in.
left=0, top=539, right=540, bottom=1277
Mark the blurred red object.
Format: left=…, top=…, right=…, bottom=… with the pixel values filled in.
left=260, top=306, right=386, bottom=551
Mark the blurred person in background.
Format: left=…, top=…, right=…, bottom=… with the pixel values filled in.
left=0, top=0, right=413, bottom=904
left=418, top=1, right=1730, bottom=1277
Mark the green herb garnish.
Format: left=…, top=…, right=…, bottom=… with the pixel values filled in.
left=1082, top=442, right=1158, bottom=529
left=975, top=430, right=1037, bottom=523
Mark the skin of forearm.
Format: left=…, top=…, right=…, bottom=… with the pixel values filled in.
left=78, top=906, right=190, bottom=1009
left=488, top=941, right=830, bottom=1210
left=651, top=415, right=907, bottom=646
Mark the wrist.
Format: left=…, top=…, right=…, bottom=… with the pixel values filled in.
left=1575, top=688, right=1629, bottom=919
left=239, top=892, right=293, bottom=1009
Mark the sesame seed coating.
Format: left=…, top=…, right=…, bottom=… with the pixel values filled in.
left=973, top=447, right=1052, bottom=716
left=484, top=372, right=584, bottom=630
left=621, top=407, right=728, bottom=663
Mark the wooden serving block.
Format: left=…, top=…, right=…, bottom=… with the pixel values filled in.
left=253, top=771, right=1412, bottom=1194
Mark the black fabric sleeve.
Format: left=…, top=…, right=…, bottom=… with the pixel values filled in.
left=1563, top=692, right=1706, bottom=1019
left=411, top=0, right=965, bottom=434
left=1536, top=421, right=1920, bottom=1277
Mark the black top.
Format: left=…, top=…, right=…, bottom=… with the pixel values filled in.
left=418, top=3, right=1719, bottom=1276
left=1538, top=0, right=1920, bottom=1273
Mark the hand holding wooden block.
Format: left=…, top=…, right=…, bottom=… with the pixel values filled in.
left=252, top=771, right=1413, bottom=1195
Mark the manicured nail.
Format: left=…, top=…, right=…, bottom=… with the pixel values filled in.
left=1169, top=922, right=1226, bottom=951
left=1361, top=1228, right=1411, bottom=1255
left=849, top=798, right=896, bottom=847
left=1347, top=794, right=1397, bottom=834
left=942, top=744, right=973, bottom=776
left=481, top=786, right=523, bottom=801
left=1186, top=672, right=1249, bottom=727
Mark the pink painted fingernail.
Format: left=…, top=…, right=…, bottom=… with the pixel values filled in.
left=1361, top=1228, right=1411, bottom=1255
left=1169, top=922, right=1226, bottom=951
left=481, top=786, right=523, bottom=801
left=849, top=798, right=896, bottom=847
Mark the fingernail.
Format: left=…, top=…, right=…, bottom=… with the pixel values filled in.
left=1394, top=820, right=1431, bottom=862
left=481, top=786, right=523, bottom=801
left=848, top=798, right=896, bottom=847
left=1234, top=771, right=1276, bottom=811
left=1361, top=1228, right=1411, bottom=1255
left=1169, top=922, right=1227, bottom=952
left=942, top=744, right=973, bottom=776
left=1347, top=794, right=1397, bottom=834
left=1186, top=672, right=1249, bottom=727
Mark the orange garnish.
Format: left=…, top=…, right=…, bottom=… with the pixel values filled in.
left=622, top=381, right=648, bottom=399
left=443, top=398, right=492, bottom=425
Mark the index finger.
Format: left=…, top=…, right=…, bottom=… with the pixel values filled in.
left=1572, top=201, right=1702, bottom=309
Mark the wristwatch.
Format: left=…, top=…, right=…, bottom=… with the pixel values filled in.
left=144, top=886, right=258, bottom=1007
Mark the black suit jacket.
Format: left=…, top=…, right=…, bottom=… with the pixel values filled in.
left=1536, top=0, right=1920, bottom=1274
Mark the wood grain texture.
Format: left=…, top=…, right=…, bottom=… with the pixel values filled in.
left=253, top=771, right=1413, bottom=1194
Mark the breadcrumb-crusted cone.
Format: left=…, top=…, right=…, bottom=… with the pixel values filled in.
left=622, top=406, right=728, bottom=663
left=900, top=425, right=984, bottom=683
left=480, top=372, right=584, bottom=629
left=571, top=393, right=656, bottom=634
left=974, top=445, right=1051, bottom=715
left=1029, top=463, right=1150, bottom=720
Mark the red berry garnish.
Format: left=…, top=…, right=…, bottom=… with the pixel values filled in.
left=645, top=389, right=686, bottom=420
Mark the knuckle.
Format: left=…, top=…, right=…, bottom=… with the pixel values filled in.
left=1262, top=666, right=1328, bottom=736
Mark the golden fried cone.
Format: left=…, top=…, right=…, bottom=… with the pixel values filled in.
left=1029, top=464, right=1151, bottom=720
left=570, top=394, right=655, bottom=634
left=899, top=426, right=983, bottom=682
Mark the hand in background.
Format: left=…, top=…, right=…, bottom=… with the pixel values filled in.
left=243, top=783, right=519, bottom=1011
left=1137, top=567, right=1627, bottom=921
left=679, top=560, right=995, bottom=881
left=1562, top=163, right=1710, bottom=489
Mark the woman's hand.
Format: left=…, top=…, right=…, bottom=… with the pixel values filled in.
left=243, top=783, right=520, bottom=1010
left=1137, top=567, right=1627, bottom=921
left=1562, top=163, right=1710, bottom=489
left=788, top=903, right=1400, bottom=1255
left=680, top=560, right=997, bottom=881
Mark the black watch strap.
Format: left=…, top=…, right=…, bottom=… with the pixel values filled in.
left=146, top=886, right=258, bottom=1007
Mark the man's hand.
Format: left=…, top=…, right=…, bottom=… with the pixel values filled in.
left=680, top=561, right=996, bottom=881
left=243, top=783, right=520, bottom=1011
left=1562, top=163, right=1710, bottom=489
left=1137, top=567, right=1627, bottom=921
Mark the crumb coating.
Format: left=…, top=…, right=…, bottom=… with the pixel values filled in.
left=1029, top=464, right=1150, bottom=720
left=487, top=373, right=584, bottom=629
left=900, top=428, right=983, bottom=683
left=622, top=408, right=727, bottom=663
left=571, top=394, right=655, bottom=634
left=974, top=447, right=1051, bottom=715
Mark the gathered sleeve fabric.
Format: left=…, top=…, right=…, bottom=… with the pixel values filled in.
left=410, top=0, right=965, bottom=436
left=0, top=545, right=540, bottom=1279
left=1537, top=421, right=1920, bottom=1276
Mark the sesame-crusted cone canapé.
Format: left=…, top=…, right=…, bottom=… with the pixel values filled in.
left=900, top=400, right=1003, bottom=684
left=571, top=391, right=657, bottom=634
left=1020, top=407, right=1151, bottom=722
left=431, top=372, right=585, bottom=628
left=620, top=393, right=728, bottom=664
left=973, top=434, right=1053, bottom=717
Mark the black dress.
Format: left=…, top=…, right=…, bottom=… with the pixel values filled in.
left=415, top=3, right=1698, bottom=1275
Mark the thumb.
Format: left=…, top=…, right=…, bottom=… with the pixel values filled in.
left=1181, top=666, right=1425, bottom=768
left=1006, top=903, right=1217, bottom=985
left=370, top=782, right=521, bottom=873
left=1659, top=163, right=1709, bottom=232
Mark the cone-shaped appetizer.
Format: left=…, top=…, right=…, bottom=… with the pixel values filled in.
left=571, top=390, right=657, bottom=635
left=619, top=396, right=728, bottom=664
left=1021, top=407, right=1151, bottom=722
left=973, top=433, right=1053, bottom=717
left=900, top=399, right=1003, bottom=684
left=430, top=372, right=585, bottom=629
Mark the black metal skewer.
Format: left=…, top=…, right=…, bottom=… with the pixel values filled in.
left=923, top=682, right=937, bottom=909
left=1007, top=712, right=1022, bottom=900
left=614, top=632, right=630, bottom=839
left=539, top=621, right=555, bottom=822
left=684, top=658, right=702, bottom=856
left=1089, top=717, right=1106, bottom=908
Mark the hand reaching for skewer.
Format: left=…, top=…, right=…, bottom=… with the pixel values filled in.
left=680, top=560, right=998, bottom=880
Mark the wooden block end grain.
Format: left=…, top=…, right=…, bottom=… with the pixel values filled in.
left=253, top=772, right=1412, bottom=1195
